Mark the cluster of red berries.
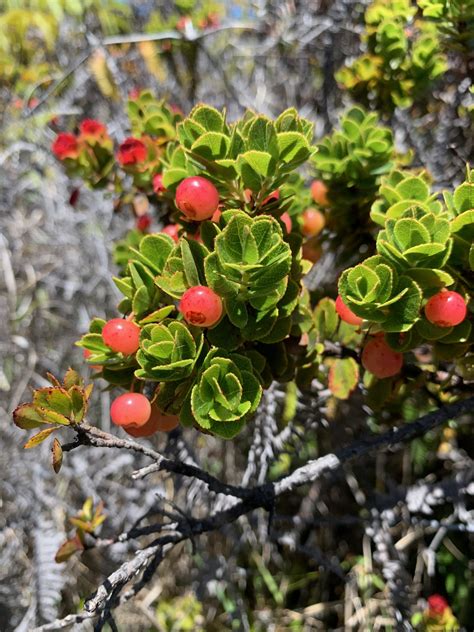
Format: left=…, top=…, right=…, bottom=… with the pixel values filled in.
left=52, top=120, right=108, bottom=160
left=335, top=290, right=468, bottom=379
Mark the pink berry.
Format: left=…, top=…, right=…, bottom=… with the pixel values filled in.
left=280, top=212, right=292, bottom=233
left=302, top=208, right=325, bottom=237
left=336, top=295, right=363, bottom=327
left=175, top=176, right=219, bottom=221
left=161, top=224, right=179, bottom=242
left=102, top=318, right=140, bottom=355
left=424, top=290, right=467, bottom=328
left=110, top=393, right=151, bottom=428
left=179, top=286, right=223, bottom=327
left=311, top=180, right=329, bottom=207
left=361, top=336, right=403, bottom=379
left=153, top=173, right=166, bottom=194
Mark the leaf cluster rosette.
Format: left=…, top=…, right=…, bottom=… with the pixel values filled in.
left=338, top=168, right=473, bottom=355
left=336, top=0, right=446, bottom=113
left=376, top=207, right=452, bottom=274
left=13, top=369, right=93, bottom=472
left=370, top=170, right=443, bottom=226
left=163, top=104, right=314, bottom=209
left=180, top=349, right=263, bottom=439
left=135, top=321, right=204, bottom=381
left=311, top=107, right=394, bottom=231
left=204, top=211, right=292, bottom=331
left=339, top=255, right=422, bottom=333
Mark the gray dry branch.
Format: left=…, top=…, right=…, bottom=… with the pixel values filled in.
left=32, top=396, right=474, bottom=631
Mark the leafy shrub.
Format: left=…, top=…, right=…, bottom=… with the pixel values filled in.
left=336, top=0, right=447, bottom=113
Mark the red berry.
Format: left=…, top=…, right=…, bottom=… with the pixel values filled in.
left=52, top=133, right=79, bottom=160
left=117, top=137, right=147, bottom=166
left=110, top=393, right=151, bottom=428
left=427, top=595, right=449, bottom=617
left=80, top=119, right=106, bottom=137
left=102, top=318, right=140, bottom=355
left=179, top=286, right=223, bottom=327
left=161, top=224, right=179, bottom=242
left=362, top=336, right=403, bottom=379
left=336, top=295, right=363, bottom=327
left=136, top=214, right=151, bottom=232
left=153, top=173, right=166, bottom=194
left=311, top=180, right=329, bottom=207
left=424, top=290, right=467, bottom=328
left=302, top=208, right=325, bottom=237
left=280, top=212, right=292, bottom=233
left=124, top=405, right=179, bottom=436
left=175, top=176, right=220, bottom=220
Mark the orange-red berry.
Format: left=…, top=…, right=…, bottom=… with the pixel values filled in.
left=424, top=290, right=467, bottom=328
left=102, top=318, right=140, bottom=355
left=361, top=336, right=403, bottom=379
left=310, top=180, right=329, bottom=207
left=179, top=286, right=223, bottom=327
left=175, top=176, right=219, bottom=220
left=335, top=295, right=363, bottom=327
left=302, top=207, right=325, bottom=237
left=110, top=393, right=151, bottom=428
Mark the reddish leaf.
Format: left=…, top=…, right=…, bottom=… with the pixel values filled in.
left=13, top=404, right=47, bottom=430
left=51, top=438, right=63, bottom=473
left=55, top=535, right=84, bottom=563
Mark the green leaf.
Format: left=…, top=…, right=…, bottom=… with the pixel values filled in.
left=190, top=104, right=225, bottom=132
left=277, top=132, right=311, bottom=165
left=313, top=298, right=339, bottom=341
left=180, top=239, right=201, bottom=287
left=246, top=117, right=279, bottom=158
left=24, top=427, right=56, bottom=449
left=328, top=358, right=359, bottom=400
left=238, top=150, right=275, bottom=177
left=63, top=368, right=84, bottom=389
left=191, top=132, right=230, bottom=161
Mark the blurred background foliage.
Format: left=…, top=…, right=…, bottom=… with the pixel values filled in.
left=0, top=1, right=472, bottom=631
